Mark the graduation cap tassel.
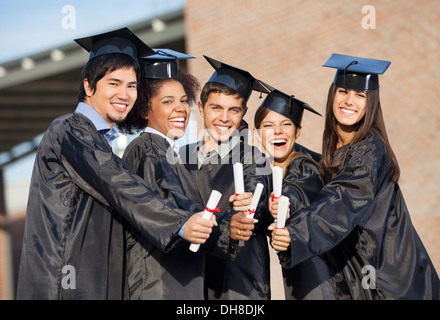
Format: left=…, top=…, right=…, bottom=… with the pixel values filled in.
left=289, top=95, right=294, bottom=115
left=155, top=49, right=178, bottom=59
left=343, top=61, right=358, bottom=89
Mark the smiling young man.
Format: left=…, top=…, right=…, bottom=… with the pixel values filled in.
left=199, top=89, right=245, bottom=152
left=83, top=67, right=137, bottom=125
left=17, top=29, right=215, bottom=300
left=180, top=56, right=273, bottom=300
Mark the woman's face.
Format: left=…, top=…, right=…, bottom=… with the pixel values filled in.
left=257, top=110, right=300, bottom=164
left=146, top=79, right=190, bottom=140
left=332, top=87, right=367, bottom=128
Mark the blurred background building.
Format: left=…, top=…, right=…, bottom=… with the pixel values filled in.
left=0, top=0, right=439, bottom=299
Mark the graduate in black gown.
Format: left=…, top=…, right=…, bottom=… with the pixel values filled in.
left=179, top=56, right=273, bottom=300
left=118, top=49, right=212, bottom=299
left=251, top=87, right=340, bottom=299
left=270, top=54, right=440, bottom=299
left=16, top=29, right=215, bottom=300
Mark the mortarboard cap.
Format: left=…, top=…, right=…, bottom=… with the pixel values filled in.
left=322, top=53, right=391, bottom=91
left=204, top=55, right=271, bottom=102
left=140, top=48, right=195, bottom=79
left=74, top=27, right=155, bottom=61
left=259, top=86, right=321, bottom=126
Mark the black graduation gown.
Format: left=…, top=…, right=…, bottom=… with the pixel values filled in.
left=180, top=137, right=272, bottom=300
left=279, top=131, right=440, bottom=299
left=122, top=132, right=206, bottom=299
left=17, top=113, right=192, bottom=300
left=277, top=152, right=337, bottom=300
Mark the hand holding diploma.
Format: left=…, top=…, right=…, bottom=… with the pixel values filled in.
left=185, top=211, right=217, bottom=250
left=247, top=183, right=264, bottom=219
left=189, top=190, right=222, bottom=252
left=229, top=193, right=255, bottom=242
left=230, top=162, right=254, bottom=211
left=230, top=212, right=258, bottom=241
left=268, top=196, right=291, bottom=251
left=269, top=192, right=291, bottom=221
left=229, top=183, right=263, bottom=241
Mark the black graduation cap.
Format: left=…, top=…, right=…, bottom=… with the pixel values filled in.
left=259, top=87, right=321, bottom=126
left=322, top=53, right=391, bottom=91
left=140, top=48, right=195, bottom=79
left=203, top=55, right=272, bottom=103
left=74, top=27, right=156, bottom=61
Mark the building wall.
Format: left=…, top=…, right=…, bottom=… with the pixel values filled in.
left=0, top=218, right=7, bottom=299
left=185, top=0, right=440, bottom=273
left=0, top=214, right=14, bottom=300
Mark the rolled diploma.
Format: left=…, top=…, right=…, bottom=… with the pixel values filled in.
left=189, top=190, right=222, bottom=252
left=247, top=183, right=264, bottom=219
left=272, top=166, right=283, bottom=199
left=233, top=162, right=245, bottom=195
left=276, top=196, right=289, bottom=229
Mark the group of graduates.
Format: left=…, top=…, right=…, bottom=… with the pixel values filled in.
left=16, top=27, right=439, bottom=300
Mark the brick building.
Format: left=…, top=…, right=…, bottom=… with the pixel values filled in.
left=184, top=0, right=440, bottom=277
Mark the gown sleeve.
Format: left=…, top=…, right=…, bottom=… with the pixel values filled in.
left=123, top=135, right=204, bottom=216
left=282, top=154, right=324, bottom=215
left=60, top=117, right=190, bottom=252
left=279, top=136, right=383, bottom=268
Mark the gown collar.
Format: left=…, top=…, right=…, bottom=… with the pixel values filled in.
left=75, top=102, right=119, bottom=145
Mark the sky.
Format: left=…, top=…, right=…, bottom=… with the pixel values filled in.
left=0, top=0, right=186, bottom=63
left=0, top=0, right=186, bottom=212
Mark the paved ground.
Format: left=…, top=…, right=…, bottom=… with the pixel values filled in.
left=269, top=246, right=286, bottom=300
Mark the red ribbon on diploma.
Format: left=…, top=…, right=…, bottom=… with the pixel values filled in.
left=248, top=209, right=255, bottom=215
left=205, top=206, right=220, bottom=213
left=271, top=194, right=281, bottom=202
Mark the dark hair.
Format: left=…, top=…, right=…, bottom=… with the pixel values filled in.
left=254, top=105, right=270, bottom=130
left=199, top=82, right=246, bottom=109
left=78, top=53, right=140, bottom=103
left=118, top=71, right=200, bottom=134
left=322, top=83, right=400, bottom=182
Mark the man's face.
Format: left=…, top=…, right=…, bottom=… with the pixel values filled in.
left=84, top=67, right=137, bottom=127
left=199, top=92, right=245, bottom=145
